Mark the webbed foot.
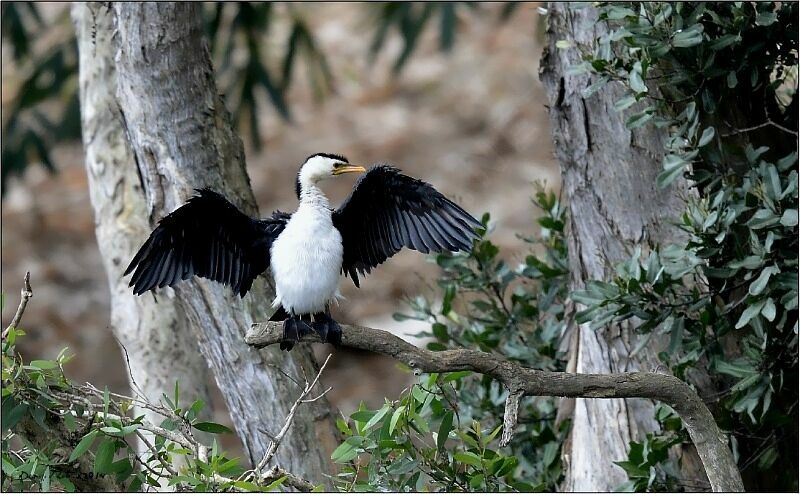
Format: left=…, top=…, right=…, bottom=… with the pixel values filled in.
left=280, top=315, right=313, bottom=351
left=312, top=312, right=342, bottom=347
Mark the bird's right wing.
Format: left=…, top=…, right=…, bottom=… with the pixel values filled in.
left=125, top=188, right=289, bottom=297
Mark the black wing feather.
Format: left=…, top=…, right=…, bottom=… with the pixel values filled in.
left=332, top=165, right=481, bottom=287
left=125, top=188, right=289, bottom=297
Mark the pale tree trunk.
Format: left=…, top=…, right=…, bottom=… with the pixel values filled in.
left=110, top=3, right=339, bottom=481
left=539, top=3, right=708, bottom=491
left=71, top=2, right=213, bottom=456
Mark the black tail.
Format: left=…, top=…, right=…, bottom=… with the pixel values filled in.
left=269, top=305, right=289, bottom=322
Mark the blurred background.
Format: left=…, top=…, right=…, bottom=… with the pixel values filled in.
left=1, top=2, right=558, bottom=452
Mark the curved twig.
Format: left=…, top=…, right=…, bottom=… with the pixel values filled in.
left=3, top=272, right=32, bottom=340
left=246, top=321, right=744, bottom=493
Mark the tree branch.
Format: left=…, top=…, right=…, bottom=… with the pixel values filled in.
left=2, top=271, right=32, bottom=340
left=246, top=321, right=744, bottom=493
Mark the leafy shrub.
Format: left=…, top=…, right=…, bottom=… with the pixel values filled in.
left=1, top=327, right=287, bottom=492
left=567, top=2, right=797, bottom=491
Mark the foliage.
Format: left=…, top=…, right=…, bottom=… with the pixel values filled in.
left=566, top=2, right=797, bottom=491
left=0, top=2, right=80, bottom=194
left=331, top=186, right=571, bottom=491
left=332, top=375, right=526, bottom=492
left=1, top=2, right=519, bottom=195
left=613, top=405, right=689, bottom=492
left=1, top=327, right=293, bottom=492
left=2, top=3, right=334, bottom=193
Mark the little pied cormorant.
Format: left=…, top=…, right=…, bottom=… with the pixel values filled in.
left=125, top=153, right=482, bottom=350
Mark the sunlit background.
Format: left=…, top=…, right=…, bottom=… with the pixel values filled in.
left=1, top=2, right=558, bottom=454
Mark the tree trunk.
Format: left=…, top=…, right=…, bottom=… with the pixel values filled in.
left=71, top=1, right=213, bottom=455
left=110, top=3, right=339, bottom=481
left=539, top=3, right=707, bottom=491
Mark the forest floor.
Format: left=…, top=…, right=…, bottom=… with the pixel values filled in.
left=1, top=3, right=558, bottom=455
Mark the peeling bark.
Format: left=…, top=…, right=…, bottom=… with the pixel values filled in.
left=110, top=3, right=339, bottom=481
left=539, top=3, right=707, bottom=491
left=71, top=2, right=213, bottom=457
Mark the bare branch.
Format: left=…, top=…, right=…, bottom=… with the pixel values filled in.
left=255, top=354, right=333, bottom=476
left=247, top=321, right=744, bottom=493
left=3, top=272, right=32, bottom=340
left=721, top=119, right=798, bottom=137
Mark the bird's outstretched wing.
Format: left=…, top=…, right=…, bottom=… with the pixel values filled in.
left=332, top=165, right=482, bottom=287
left=125, top=188, right=289, bottom=297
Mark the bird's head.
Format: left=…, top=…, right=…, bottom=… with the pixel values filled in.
left=296, top=153, right=366, bottom=197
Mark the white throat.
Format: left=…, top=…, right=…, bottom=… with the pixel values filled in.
left=298, top=181, right=330, bottom=210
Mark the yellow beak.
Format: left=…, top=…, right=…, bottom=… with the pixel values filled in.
left=333, top=164, right=367, bottom=176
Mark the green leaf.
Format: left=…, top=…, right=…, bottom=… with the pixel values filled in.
left=192, top=422, right=233, bottom=434
left=331, top=439, right=359, bottom=463
left=777, top=152, right=798, bottom=171
left=93, top=439, right=116, bottom=475
left=710, top=33, right=741, bottom=50
left=432, top=322, right=449, bottom=342
left=727, top=71, right=738, bottom=88
left=69, top=430, right=99, bottom=462
left=350, top=409, right=375, bottom=423
left=746, top=145, right=770, bottom=164
left=629, top=63, right=647, bottom=94
left=735, top=300, right=766, bottom=329
left=761, top=298, right=776, bottom=322
left=169, top=475, right=202, bottom=487
left=697, top=126, right=715, bottom=147
left=614, top=95, right=637, bottom=111
left=437, top=410, right=454, bottom=451
left=780, top=209, right=798, bottom=227
left=335, top=416, right=350, bottom=435
left=749, top=266, right=779, bottom=295
left=755, top=11, right=777, bottom=26
left=657, top=160, right=685, bottom=188
left=264, top=475, right=287, bottom=491
left=443, top=371, right=472, bottom=382
left=364, top=404, right=390, bottom=430
left=727, top=256, right=763, bottom=270
left=389, top=406, right=404, bottom=435
left=668, top=317, right=684, bottom=354
left=2, top=398, right=28, bottom=433
left=626, top=110, right=653, bottom=129
left=714, top=359, right=759, bottom=378
left=566, top=62, right=591, bottom=75
left=582, top=77, right=609, bottom=98
left=672, top=24, right=704, bottom=47
left=606, top=6, right=637, bottom=19
left=441, top=285, right=456, bottom=315
left=453, top=451, right=482, bottom=467
left=543, top=441, right=559, bottom=467
left=29, top=360, right=58, bottom=370
left=748, top=209, right=779, bottom=229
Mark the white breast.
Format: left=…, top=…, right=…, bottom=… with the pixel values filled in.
left=270, top=203, right=343, bottom=315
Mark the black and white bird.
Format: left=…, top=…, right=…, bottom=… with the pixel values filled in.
left=125, top=153, right=481, bottom=350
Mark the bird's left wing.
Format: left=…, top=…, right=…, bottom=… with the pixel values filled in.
left=332, top=165, right=482, bottom=287
left=125, top=188, right=289, bottom=297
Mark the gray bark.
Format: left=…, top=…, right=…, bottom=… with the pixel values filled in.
left=72, top=2, right=212, bottom=456
left=539, top=3, right=708, bottom=491
left=110, top=3, right=339, bottom=481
